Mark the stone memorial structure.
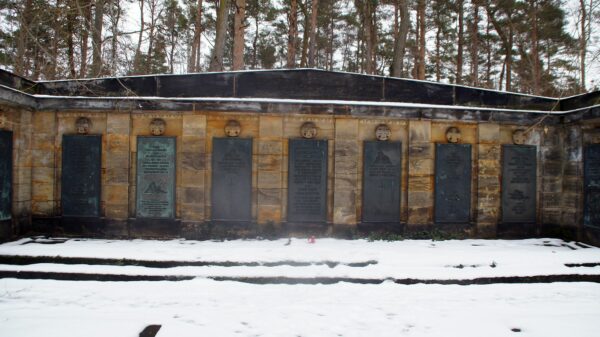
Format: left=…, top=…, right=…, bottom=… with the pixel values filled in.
left=434, top=143, right=472, bottom=223
left=0, top=130, right=12, bottom=223
left=288, top=122, right=328, bottom=223
left=211, top=121, right=253, bottom=222
left=0, top=68, right=599, bottom=245
left=501, top=144, right=537, bottom=224
left=584, top=144, right=600, bottom=229
left=362, top=124, right=402, bottom=223
left=61, top=134, right=102, bottom=217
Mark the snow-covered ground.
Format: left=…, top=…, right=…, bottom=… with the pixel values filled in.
left=0, top=237, right=599, bottom=337
left=0, top=237, right=599, bottom=280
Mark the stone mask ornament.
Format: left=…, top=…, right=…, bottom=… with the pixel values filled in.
left=375, top=124, right=391, bottom=141
left=446, top=126, right=461, bottom=143
left=75, top=117, right=92, bottom=135
left=513, top=129, right=527, bottom=145
left=225, top=120, right=241, bottom=137
left=150, top=118, right=166, bottom=136
left=300, top=122, right=317, bottom=139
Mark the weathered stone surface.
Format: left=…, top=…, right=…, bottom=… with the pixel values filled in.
left=409, top=121, right=431, bottom=143
left=258, top=188, right=282, bottom=206
left=181, top=152, right=205, bottom=170
left=259, top=116, right=283, bottom=138
left=335, top=119, right=359, bottom=139
left=258, top=155, right=282, bottom=171
left=478, top=123, right=500, bottom=144
left=478, top=144, right=500, bottom=160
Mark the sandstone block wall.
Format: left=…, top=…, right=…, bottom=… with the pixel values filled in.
left=1, top=106, right=599, bottom=243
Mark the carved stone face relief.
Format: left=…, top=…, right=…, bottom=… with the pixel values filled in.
left=150, top=118, right=166, bottom=136
left=75, top=117, right=92, bottom=135
left=446, top=126, right=461, bottom=143
left=513, top=129, right=527, bottom=145
left=224, top=120, right=241, bottom=137
left=375, top=124, right=391, bottom=141
left=300, top=122, right=317, bottom=139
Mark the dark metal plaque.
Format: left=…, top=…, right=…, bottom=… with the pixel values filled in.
left=584, top=144, right=600, bottom=228
left=502, top=145, right=537, bottom=223
left=288, top=139, right=328, bottom=223
left=136, top=137, right=176, bottom=219
left=0, top=131, right=12, bottom=221
left=61, top=135, right=102, bottom=217
left=211, top=138, right=253, bottom=221
left=435, top=144, right=471, bottom=223
left=362, top=141, right=402, bottom=222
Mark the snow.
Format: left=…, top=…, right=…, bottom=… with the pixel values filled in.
left=0, top=279, right=599, bottom=337
left=0, top=238, right=599, bottom=336
left=0, top=238, right=599, bottom=280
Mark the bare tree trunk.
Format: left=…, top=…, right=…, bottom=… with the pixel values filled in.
left=579, top=0, right=587, bottom=91
left=287, top=0, right=298, bottom=68
left=252, top=17, right=258, bottom=68
left=232, top=0, right=245, bottom=70
left=308, top=0, right=319, bottom=67
left=470, top=0, right=479, bottom=86
left=456, top=0, right=464, bottom=84
left=392, top=0, right=409, bottom=77
left=189, top=0, right=203, bottom=72
left=109, top=0, right=121, bottom=75
left=80, top=0, right=93, bottom=77
left=299, top=0, right=309, bottom=67
left=91, top=0, right=104, bottom=76
left=66, top=0, right=77, bottom=77
left=435, top=21, right=441, bottom=82
left=209, top=0, right=230, bottom=71
left=507, top=23, right=512, bottom=91
left=417, top=0, right=425, bottom=79
left=146, top=0, right=159, bottom=71
left=15, top=0, right=33, bottom=76
left=530, top=0, right=540, bottom=94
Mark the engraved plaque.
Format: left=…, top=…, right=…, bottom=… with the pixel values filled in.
left=363, top=141, right=402, bottom=222
left=0, top=131, right=12, bottom=221
left=136, top=137, right=176, bottom=219
left=584, top=144, right=600, bottom=228
left=502, top=145, right=537, bottom=223
left=435, top=144, right=471, bottom=223
left=288, top=139, right=328, bottom=223
left=61, top=135, right=102, bottom=217
left=211, top=138, right=253, bottom=221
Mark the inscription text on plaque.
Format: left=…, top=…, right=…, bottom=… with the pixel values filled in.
left=61, top=135, right=102, bottom=217
left=136, top=137, right=176, bottom=219
left=501, top=145, right=537, bottom=223
left=0, top=131, right=12, bottom=221
left=363, top=141, right=402, bottom=222
left=585, top=144, right=600, bottom=228
left=211, top=138, right=253, bottom=221
left=434, top=144, right=471, bottom=223
left=288, top=139, right=328, bottom=223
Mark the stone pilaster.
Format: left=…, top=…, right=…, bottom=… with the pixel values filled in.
left=476, top=123, right=500, bottom=237
left=257, top=116, right=283, bottom=225
left=31, top=111, right=55, bottom=216
left=407, top=120, right=433, bottom=226
left=540, top=126, right=564, bottom=228
left=105, top=113, right=131, bottom=222
left=180, top=114, right=207, bottom=225
left=561, top=125, right=583, bottom=234
left=333, top=118, right=359, bottom=225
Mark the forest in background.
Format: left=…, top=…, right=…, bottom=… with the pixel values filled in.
left=0, top=0, right=598, bottom=97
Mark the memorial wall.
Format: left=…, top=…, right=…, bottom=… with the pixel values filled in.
left=0, top=69, right=599, bottom=244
